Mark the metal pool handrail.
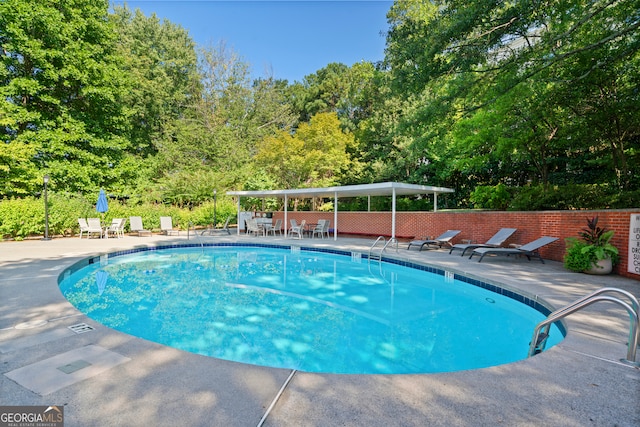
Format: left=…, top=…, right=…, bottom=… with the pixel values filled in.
left=528, top=287, right=639, bottom=366
left=368, top=236, right=398, bottom=262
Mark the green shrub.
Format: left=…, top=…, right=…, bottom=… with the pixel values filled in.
left=508, top=184, right=625, bottom=211
left=0, top=192, right=245, bottom=239
left=563, top=240, right=594, bottom=272
left=470, top=184, right=512, bottom=210
left=189, top=199, right=237, bottom=228
left=0, top=197, right=43, bottom=240
left=563, top=216, right=619, bottom=272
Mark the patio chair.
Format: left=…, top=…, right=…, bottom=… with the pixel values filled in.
left=288, top=219, right=306, bottom=239
left=105, top=218, right=127, bottom=239
left=449, top=228, right=517, bottom=256
left=85, top=218, right=104, bottom=239
left=129, top=216, right=152, bottom=236
left=321, top=219, right=331, bottom=238
left=312, top=219, right=327, bottom=239
left=407, top=230, right=461, bottom=251
left=160, top=216, right=180, bottom=236
left=287, top=218, right=298, bottom=237
left=469, top=236, right=559, bottom=263
left=201, top=216, right=233, bottom=236
left=265, top=218, right=282, bottom=236
left=215, top=216, right=233, bottom=235
left=78, top=218, right=90, bottom=239
left=246, top=219, right=264, bottom=237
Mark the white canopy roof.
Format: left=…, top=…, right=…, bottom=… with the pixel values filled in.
left=227, top=181, right=454, bottom=199
left=227, top=182, right=455, bottom=239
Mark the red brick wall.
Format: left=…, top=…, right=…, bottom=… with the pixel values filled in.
left=271, top=209, right=640, bottom=279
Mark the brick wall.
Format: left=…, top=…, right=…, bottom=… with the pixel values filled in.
left=271, top=209, right=640, bottom=279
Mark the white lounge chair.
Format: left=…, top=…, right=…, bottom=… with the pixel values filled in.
left=105, top=218, right=126, bottom=239
left=78, top=218, right=90, bottom=239
left=160, top=216, right=180, bottom=236
left=201, top=216, right=233, bottom=236
left=449, top=228, right=517, bottom=256
left=84, top=218, right=104, bottom=239
left=129, top=216, right=152, bottom=236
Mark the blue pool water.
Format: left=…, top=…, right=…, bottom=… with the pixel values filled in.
left=58, top=245, right=563, bottom=374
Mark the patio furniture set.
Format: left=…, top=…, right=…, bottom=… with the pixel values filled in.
left=245, top=218, right=331, bottom=239
left=77, top=217, right=127, bottom=239
left=77, top=216, right=178, bottom=239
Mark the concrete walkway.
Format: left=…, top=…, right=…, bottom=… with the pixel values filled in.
left=0, top=234, right=638, bottom=427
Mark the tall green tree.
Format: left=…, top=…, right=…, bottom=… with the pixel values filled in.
left=382, top=0, right=640, bottom=194
left=254, top=112, right=362, bottom=190
left=110, top=6, right=202, bottom=198
left=287, top=62, right=377, bottom=133
left=0, top=0, right=131, bottom=196
left=156, top=42, right=296, bottom=198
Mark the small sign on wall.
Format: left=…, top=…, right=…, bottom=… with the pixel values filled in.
left=629, top=214, right=640, bottom=275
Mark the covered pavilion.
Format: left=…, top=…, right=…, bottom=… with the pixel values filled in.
left=227, top=181, right=455, bottom=240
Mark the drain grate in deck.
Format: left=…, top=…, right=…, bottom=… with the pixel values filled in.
left=68, top=323, right=95, bottom=334
left=57, top=359, right=92, bottom=374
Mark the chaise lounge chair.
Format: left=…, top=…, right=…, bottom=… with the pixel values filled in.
left=469, top=236, right=559, bottom=263
left=407, top=230, right=461, bottom=251
left=201, top=216, right=233, bottom=236
left=449, top=228, right=517, bottom=256
left=129, top=216, right=152, bottom=237
left=160, top=216, right=180, bottom=236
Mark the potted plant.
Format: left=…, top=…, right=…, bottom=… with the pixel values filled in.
left=564, top=216, right=619, bottom=274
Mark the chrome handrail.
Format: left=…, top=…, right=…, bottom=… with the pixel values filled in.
left=528, top=287, right=639, bottom=366
left=382, top=237, right=399, bottom=253
left=187, top=222, right=204, bottom=248
left=368, top=236, right=386, bottom=261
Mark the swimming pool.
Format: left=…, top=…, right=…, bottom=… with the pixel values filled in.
left=58, top=244, right=564, bottom=374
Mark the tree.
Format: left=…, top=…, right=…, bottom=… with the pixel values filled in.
left=110, top=7, right=201, bottom=163
left=287, top=61, right=378, bottom=133
left=193, top=42, right=295, bottom=169
left=380, top=0, right=639, bottom=197
left=0, top=0, right=132, bottom=196
left=154, top=42, right=296, bottom=199
left=254, top=112, right=362, bottom=191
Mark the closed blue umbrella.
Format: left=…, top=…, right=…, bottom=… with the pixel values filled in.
left=96, top=189, right=108, bottom=214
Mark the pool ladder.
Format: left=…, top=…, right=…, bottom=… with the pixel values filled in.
left=528, top=287, right=639, bottom=366
left=368, top=236, right=398, bottom=262
left=187, top=222, right=204, bottom=248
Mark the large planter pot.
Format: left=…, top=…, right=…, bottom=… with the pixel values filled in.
left=585, top=257, right=613, bottom=275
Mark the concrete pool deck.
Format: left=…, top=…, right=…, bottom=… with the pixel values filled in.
left=0, top=234, right=638, bottom=426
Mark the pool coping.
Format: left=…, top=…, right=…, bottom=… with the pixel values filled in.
left=1, top=234, right=638, bottom=426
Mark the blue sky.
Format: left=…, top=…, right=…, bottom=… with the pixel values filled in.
left=112, top=1, right=393, bottom=83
